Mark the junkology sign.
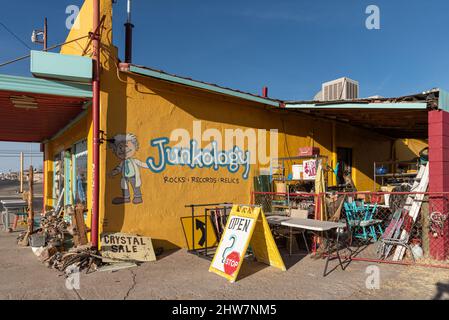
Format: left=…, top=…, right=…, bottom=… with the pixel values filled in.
left=107, top=121, right=278, bottom=204
left=146, top=138, right=251, bottom=179
left=145, top=120, right=279, bottom=180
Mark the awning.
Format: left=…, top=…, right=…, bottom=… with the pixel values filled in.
left=284, top=102, right=430, bottom=139
left=0, top=74, right=92, bottom=142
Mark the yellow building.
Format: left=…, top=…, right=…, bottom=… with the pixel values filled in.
left=34, top=0, right=431, bottom=250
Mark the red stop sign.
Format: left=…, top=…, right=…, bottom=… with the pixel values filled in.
left=223, top=251, right=240, bottom=275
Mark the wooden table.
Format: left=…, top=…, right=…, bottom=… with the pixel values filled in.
left=1, top=199, right=27, bottom=232
left=267, top=216, right=349, bottom=276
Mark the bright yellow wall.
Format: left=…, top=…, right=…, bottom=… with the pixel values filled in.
left=99, top=70, right=392, bottom=248
left=48, top=0, right=394, bottom=249
left=60, top=0, right=93, bottom=57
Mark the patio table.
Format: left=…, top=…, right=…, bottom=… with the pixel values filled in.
left=1, top=199, right=27, bottom=232
left=266, top=216, right=349, bottom=276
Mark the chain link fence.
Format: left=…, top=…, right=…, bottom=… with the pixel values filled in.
left=252, top=191, right=449, bottom=268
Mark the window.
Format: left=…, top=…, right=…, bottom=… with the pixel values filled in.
left=64, top=149, right=73, bottom=206
left=73, top=140, right=87, bottom=205
left=53, top=153, right=63, bottom=207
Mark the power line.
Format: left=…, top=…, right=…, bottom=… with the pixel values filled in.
left=0, top=149, right=42, bottom=152
left=0, top=34, right=90, bottom=69
left=0, top=154, right=43, bottom=156
left=0, top=155, right=43, bottom=158
left=0, top=21, right=32, bottom=50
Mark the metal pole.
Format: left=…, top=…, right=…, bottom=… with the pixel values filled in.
left=124, top=0, right=134, bottom=63
left=191, top=206, right=195, bottom=252
left=91, top=0, right=100, bottom=249
left=204, top=208, right=208, bottom=257
left=41, top=144, right=46, bottom=213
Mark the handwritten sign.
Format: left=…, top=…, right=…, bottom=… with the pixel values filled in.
left=303, top=159, right=317, bottom=180
left=100, top=233, right=156, bottom=262
left=209, top=205, right=285, bottom=283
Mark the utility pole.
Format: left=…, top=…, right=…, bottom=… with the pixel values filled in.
left=31, top=17, right=48, bottom=51
left=44, top=17, right=48, bottom=51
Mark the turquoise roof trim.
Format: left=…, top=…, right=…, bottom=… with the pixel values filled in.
left=31, top=50, right=92, bottom=83
left=129, top=65, right=280, bottom=107
left=285, top=102, right=427, bottom=110
left=0, top=74, right=92, bottom=98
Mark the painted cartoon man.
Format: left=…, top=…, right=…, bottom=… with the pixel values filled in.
left=109, top=133, right=148, bottom=205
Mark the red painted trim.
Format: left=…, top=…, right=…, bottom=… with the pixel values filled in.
left=42, top=144, right=46, bottom=213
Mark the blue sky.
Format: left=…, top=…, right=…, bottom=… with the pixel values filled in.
left=1, top=0, right=449, bottom=171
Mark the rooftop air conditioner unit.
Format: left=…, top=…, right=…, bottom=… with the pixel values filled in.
left=322, top=77, right=359, bottom=101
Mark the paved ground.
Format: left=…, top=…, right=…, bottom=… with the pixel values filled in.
left=1, top=180, right=449, bottom=300
left=1, top=230, right=449, bottom=300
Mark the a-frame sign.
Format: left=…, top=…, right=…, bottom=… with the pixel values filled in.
left=209, top=205, right=286, bottom=283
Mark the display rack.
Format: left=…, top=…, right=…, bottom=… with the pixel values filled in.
left=373, top=160, right=419, bottom=190
left=269, top=155, right=328, bottom=208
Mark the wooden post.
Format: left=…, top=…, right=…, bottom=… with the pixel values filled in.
left=75, top=204, right=88, bottom=246
left=43, top=17, right=48, bottom=51
left=28, top=166, right=34, bottom=234
left=20, top=152, right=24, bottom=193
left=331, top=122, right=337, bottom=187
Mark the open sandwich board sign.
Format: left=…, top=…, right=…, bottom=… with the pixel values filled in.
left=209, top=205, right=286, bottom=283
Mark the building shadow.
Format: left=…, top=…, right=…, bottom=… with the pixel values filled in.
left=236, top=258, right=269, bottom=281
left=152, top=239, right=181, bottom=261
left=433, top=282, right=449, bottom=300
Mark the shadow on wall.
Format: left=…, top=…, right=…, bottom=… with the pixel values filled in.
left=103, top=55, right=128, bottom=234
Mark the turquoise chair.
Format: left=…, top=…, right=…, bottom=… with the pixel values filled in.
left=344, top=200, right=383, bottom=242
left=364, top=203, right=384, bottom=241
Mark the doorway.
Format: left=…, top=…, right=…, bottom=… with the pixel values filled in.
left=336, top=147, right=353, bottom=185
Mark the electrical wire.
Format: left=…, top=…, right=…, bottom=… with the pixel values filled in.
left=0, top=149, right=41, bottom=152
left=0, top=34, right=90, bottom=68
left=0, top=155, right=43, bottom=158
left=0, top=21, right=32, bottom=50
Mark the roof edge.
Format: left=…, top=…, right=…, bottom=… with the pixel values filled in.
left=125, top=64, right=280, bottom=107
left=284, top=102, right=428, bottom=110
left=0, top=74, right=92, bottom=98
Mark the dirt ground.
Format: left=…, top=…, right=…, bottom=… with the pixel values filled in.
left=1, top=230, right=449, bottom=300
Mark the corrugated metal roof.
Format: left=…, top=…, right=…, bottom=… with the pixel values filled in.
left=0, top=74, right=90, bottom=142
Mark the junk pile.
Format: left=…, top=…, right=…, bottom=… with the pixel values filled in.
left=18, top=206, right=103, bottom=276
left=45, top=245, right=101, bottom=274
